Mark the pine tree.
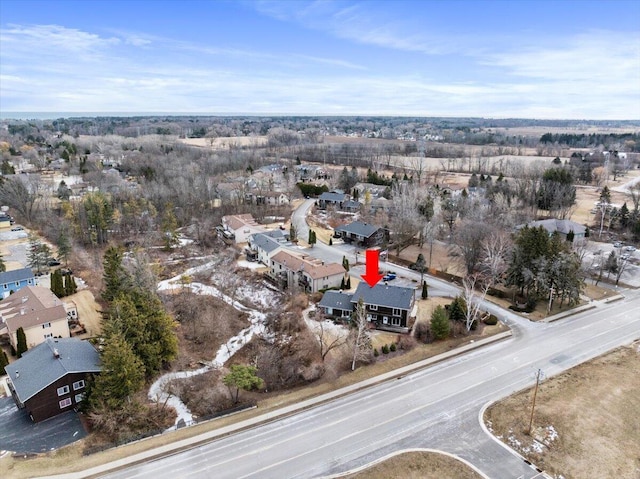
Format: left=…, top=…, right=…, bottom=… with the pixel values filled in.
left=16, top=327, right=28, bottom=358
left=421, top=281, right=428, bottom=299
left=223, top=365, right=264, bottom=404
left=448, top=296, right=466, bottom=322
left=56, top=230, right=72, bottom=267
left=161, top=202, right=179, bottom=251
left=0, top=350, right=9, bottom=375
left=87, top=330, right=145, bottom=409
left=0, top=254, right=5, bottom=273
left=64, top=273, right=77, bottom=296
left=430, top=306, right=450, bottom=340
left=102, top=246, right=128, bottom=302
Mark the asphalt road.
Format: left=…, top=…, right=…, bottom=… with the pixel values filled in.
left=45, top=200, right=640, bottom=479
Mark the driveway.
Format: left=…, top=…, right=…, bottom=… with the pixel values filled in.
left=0, top=396, right=87, bottom=453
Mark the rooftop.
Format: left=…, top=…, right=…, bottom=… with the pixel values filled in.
left=351, top=282, right=415, bottom=310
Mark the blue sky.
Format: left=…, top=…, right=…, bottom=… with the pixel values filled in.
left=1, top=0, right=639, bottom=118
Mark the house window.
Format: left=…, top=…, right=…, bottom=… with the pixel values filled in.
left=393, top=308, right=401, bottom=316
left=57, top=385, right=70, bottom=396
left=3, top=284, right=6, bottom=289
left=42, top=322, right=51, bottom=329
left=391, top=317, right=401, bottom=326
left=75, top=393, right=84, bottom=403
left=44, top=333, right=53, bottom=339
left=59, top=398, right=72, bottom=409
left=73, top=380, right=85, bottom=390
left=15, top=281, right=19, bottom=287
left=370, top=304, right=378, bottom=311
left=341, top=310, right=351, bottom=317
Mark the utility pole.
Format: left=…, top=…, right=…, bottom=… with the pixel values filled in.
left=528, top=369, right=543, bottom=435
left=547, top=287, right=554, bottom=315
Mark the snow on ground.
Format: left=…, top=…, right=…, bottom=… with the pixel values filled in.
left=153, top=265, right=269, bottom=429
left=237, top=260, right=265, bottom=270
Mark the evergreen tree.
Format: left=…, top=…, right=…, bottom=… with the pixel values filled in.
left=87, top=330, right=145, bottom=409
left=0, top=350, right=9, bottom=375
left=56, top=230, right=72, bottom=267
left=619, top=202, right=630, bottom=229
left=599, top=185, right=611, bottom=204
left=0, top=254, right=5, bottom=273
left=64, top=273, right=77, bottom=296
left=566, top=230, right=575, bottom=243
left=430, top=306, right=450, bottom=340
left=161, top=202, right=179, bottom=251
left=290, top=224, right=297, bottom=243
left=27, top=235, right=51, bottom=275
left=102, top=246, right=128, bottom=302
left=223, top=364, right=264, bottom=404
left=421, top=281, right=429, bottom=299
left=50, top=269, right=65, bottom=297
left=16, top=327, right=28, bottom=358
left=448, top=296, right=467, bottom=322
left=342, top=255, right=350, bottom=271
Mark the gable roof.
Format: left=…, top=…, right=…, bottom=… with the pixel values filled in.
left=0, top=285, right=68, bottom=333
left=223, top=214, right=260, bottom=232
left=335, top=221, right=381, bottom=238
left=5, top=338, right=101, bottom=403
left=318, top=291, right=353, bottom=311
left=318, top=192, right=347, bottom=202
left=271, top=251, right=345, bottom=280
left=351, top=283, right=414, bottom=310
left=518, top=219, right=586, bottom=236
left=0, top=267, right=35, bottom=285
left=250, top=232, right=284, bottom=254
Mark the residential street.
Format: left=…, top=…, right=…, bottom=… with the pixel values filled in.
left=40, top=199, right=640, bottom=479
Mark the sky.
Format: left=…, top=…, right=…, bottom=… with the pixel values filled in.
left=0, top=0, right=639, bottom=119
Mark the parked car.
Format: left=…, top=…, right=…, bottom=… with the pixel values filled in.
left=613, top=241, right=622, bottom=248
left=47, top=259, right=61, bottom=266
left=382, top=272, right=396, bottom=281
left=11, top=226, right=24, bottom=231
left=624, top=245, right=636, bottom=252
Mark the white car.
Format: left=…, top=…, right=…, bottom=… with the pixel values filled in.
left=624, top=246, right=636, bottom=252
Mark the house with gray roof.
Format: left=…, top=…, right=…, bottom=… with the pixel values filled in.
left=351, top=283, right=416, bottom=332
left=318, top=291, right=353, bottom=320
left=516, top=219, right=587, bottom=241
left=248, top=230, right=288, bottom=264
left=317, top=282, right=416, bottom=333
left=317, top=191, right=348, bottom=209
left=5, top=338, right=101, bottom=422
left=335, top=221, right=385, bottom=247
left=0, top=267, right=36, bottom=299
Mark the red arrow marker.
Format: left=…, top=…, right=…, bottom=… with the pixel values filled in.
left=361, top=249, right=383, bottom=287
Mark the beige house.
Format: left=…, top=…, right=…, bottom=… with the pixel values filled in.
left=0, top=286, right=70, bottom=350
left=222, top=214, right=266, bottom=244
left=267, top=250, right=345, bottom=293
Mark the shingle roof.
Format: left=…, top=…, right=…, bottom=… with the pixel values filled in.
left=318, top=291, right=354, bottom=311
left=0, top=286, right=68, bottom=333
left=518, top=219, right=586, bottom=236
left=318, top=192, right=347, bottom=202
left=0, top=268, right=35, bottom=285
left=250, top=233, right=283, bottom=254
left=271, top=251, right=345, bottom=280
left=5, top=338, right=101, bottom=403
left=335, top=221, right=381, bottom=238
left=351, top=283, right=414, bottom=310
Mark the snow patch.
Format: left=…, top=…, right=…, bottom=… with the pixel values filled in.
left=153, top=264, right=268, bottom=429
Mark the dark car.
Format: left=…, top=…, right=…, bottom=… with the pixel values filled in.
left=47, top=259, right=61, bottom=267
left=11, top=226, right=24, bottom=231
left=382, top=272, right=396, bottom=281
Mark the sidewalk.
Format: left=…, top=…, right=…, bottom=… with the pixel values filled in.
left=41, top=331, right=513, bottom=479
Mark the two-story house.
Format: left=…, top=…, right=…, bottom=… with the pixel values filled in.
left=0, top=268, right=37, bottom=299
left=267, top=250, right=345, bottom=293
left=5, top=338, right=101, bottom=422
left=0, top=286, right=70, bottom=351
left=221, top=214, right=266, bottom=244
left=334, top=221, right=385, bottom=248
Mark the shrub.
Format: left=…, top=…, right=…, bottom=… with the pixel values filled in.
left=398, top=335, right=416, bottom=351
left=381, top=344, right=389, bottom=354
left=484, top=314, right=498, bottom=325
left=373, top=348, right=379, bottom=357
left=389, top=343, right=397, bottom=352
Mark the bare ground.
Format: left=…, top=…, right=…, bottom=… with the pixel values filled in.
left=485, top=342, right=640, bottom=479
left=345, top=450, right=483, bottom=479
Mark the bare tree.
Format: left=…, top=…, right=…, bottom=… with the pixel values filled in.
left=479, top=232, right=512, bottom=283
left=350, top=298, right=372, bottom=371
left=313, top=313, right=348, bottom=362
left=453, top=220, right=492, bottom=275
left=462, top=274, right=490, bottom=332
left=0, top=175, right=44, bottom=224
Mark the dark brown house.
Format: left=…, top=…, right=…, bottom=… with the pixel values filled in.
left=334, top=221, right=385, bottom=248
left=351, top=282, right=416, bottom=333
left=5, top=338, right=101, bottom=422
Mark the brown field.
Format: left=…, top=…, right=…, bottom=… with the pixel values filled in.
left=489, top=125, right=640, bottom=137
left=345, top=450, right=483, bottom=479
left=178, top=136, right=268, bottom=149
left=485, top=342, right=640, bottom=479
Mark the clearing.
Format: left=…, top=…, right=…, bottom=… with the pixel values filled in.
left=485, top=342, right=640, bottom=479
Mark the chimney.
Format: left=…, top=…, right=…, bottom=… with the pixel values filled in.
left=53, top=348, right=60, bottom=359
left=20, top=308, right=25, bottom=315
left=21, top=296, right=28, bottom=303
left=15, top=371, right=19, bottom=378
